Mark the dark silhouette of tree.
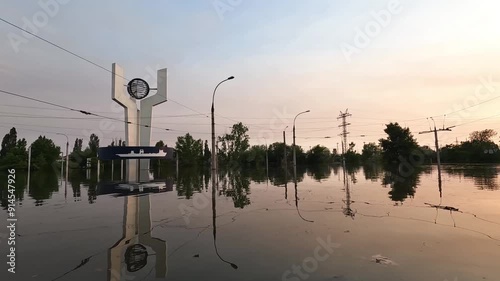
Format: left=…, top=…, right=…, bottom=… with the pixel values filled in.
left=30, top=136, right=61, bottom=170
left=379, top=123, right=419, bottom=165
left=176, top=166, right=203, bottom=198
left=175, top=133, right=203, bottom=166
left=307, top=164, right=331, bottom=181
left=470, top=129, right=497, bottom=143
left=306, top=145, right=331, bottom=164
left=0, top=127, right=28, bottom=169
left=362, top=142, right=382, bottom=162
left=381, top=166, right=426, bottom=203
left=217, top=122, right=250, bottom=166
left=220, top=170, right=251, bottom=208
left=0, top=127, right=17, bottom=157
left=203, top=140, right=211, bottom=166
left=241, top=145, right=266, bottom=167
left=88, top=134, right=100, bottom=157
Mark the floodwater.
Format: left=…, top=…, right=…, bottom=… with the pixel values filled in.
left=1, top=164, right=500, bottom=281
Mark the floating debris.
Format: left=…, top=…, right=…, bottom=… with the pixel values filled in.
left=193, top=254, right=200, bottom=258
left=371, top=255, right=398, bottom=266
left=425, top=203, right=460, bottom=212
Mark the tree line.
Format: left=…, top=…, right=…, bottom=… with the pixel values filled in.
left=1, top=123, right=499, bottom=172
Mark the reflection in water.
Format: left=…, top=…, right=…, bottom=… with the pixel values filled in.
left=0, top=171, right=26, bottom=209
left=342, top=161, right=355, bottom=219
left=381, top=166, right=426, bottom=203
left=293, top=165, right=314, bottom=223
left=219, top=170, right=251, bottom=209
left=28, top=169, right=59, bottom=206
left=306, top=164, right=331, bottom=182
left=362, top=163, right=383, bottom=182
left=212, top=178, right=239, bottom=269
left=176, top=166, right=205, bottom=199
left=108, top=193, right=168, bottom=280
left=443, top=165, right=499, bottom=190
left=4, top=164, right=499, bottom=208
left=69, top=170, right=83, bottom=202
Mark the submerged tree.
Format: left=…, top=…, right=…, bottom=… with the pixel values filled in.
left=361, top=142, right=382, bottom=162
left=0, top=127, right=28, bottom=169
left=218, top=122, right=250, bottom=166
left=176, top=133, right=203, bottom=166
left=379, top=123, right=419, bottom=165
left=306, top=145, right=331, bottom=164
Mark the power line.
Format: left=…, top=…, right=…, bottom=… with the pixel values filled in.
left=0, top=16, right=209, bottom=118
left=0, top=88, right=174, bottom=132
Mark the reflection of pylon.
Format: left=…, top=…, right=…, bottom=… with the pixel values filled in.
left=337, top=109, right=352, bottom=159
left=342, top=162, right=355, bottom=219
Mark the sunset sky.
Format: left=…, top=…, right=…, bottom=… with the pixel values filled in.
left=1, top=0, right=500, bottom=152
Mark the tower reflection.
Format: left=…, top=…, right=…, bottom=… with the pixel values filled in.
left=108, top=191, right=168, bottom=280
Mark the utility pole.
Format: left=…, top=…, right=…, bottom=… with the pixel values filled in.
left=283, top=130, right=287, bottom=168
left=337, top=109, right=352, bottom=161
left=419, top=117, right=453, bottom=189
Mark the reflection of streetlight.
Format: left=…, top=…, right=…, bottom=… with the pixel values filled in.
left=293, top=173, right=314, bottom=223
left=211, top=76, right=234, bottom=176
left=56, top=133, right=69, bottom=183
left=261, top=138, right=268, bottom=177
left=27, top=144, right=32, bottom=193
left=56, top=133, right=69, bottom=199
left=283, top=125, right=289, bottom=169
left=212, top=182, right=238, bottom=269
left=59, top=152, right=64, bottom=181
left=293, top=110, right=310, bottom=176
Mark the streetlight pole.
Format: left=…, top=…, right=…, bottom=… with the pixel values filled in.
left=27, top=144, right=32, bottom=193
left=211, top=76, right=234, bottom=188
left=283, top=125, right=288, bottom=169
left=293, top=110, right=310, bottom=177
left=59, top=152, right=64, bottom=182
left=261, top=138, right=268, bottom=174
left=57, top=133, right=69, bottom=183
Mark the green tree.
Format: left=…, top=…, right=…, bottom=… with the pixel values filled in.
left=217, top=122, right=250, bottom=166
left=469, top=129, right=497, bottom=143
left=361, top=142, right=382, bottom=162
left=242, top=145, right=267, bottom=166
left=441, top=129, right=499, bottom=163
left=88, top=134, right=100, bottom=157
left=0, top=128, right=28, bottom=169
left=203, top=140, right=211, bottom=166
left=155, top=140, right=165, bottom=148
left=306, top=145, right=331, bottom=164
left=344, top=142, right=361, bottom=164
left=176, top=133, right=203, bottom=166
left=379, top=123, right=419, bottom=165
left=0, top=127, right=18, bottom=158
left=30, top=136, right=61, bottom=170
left=72, top=138, right=83, bottom=153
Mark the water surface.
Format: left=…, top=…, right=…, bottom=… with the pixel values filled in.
left=1, top=164, right=499, bottom=281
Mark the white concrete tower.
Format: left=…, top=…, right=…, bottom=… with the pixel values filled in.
left=111, top=63, right=167, bottom=182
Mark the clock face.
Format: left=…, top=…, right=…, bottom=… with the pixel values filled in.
left=127, top=78, right=150, bottom=99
